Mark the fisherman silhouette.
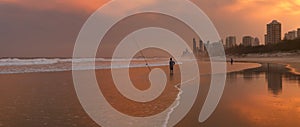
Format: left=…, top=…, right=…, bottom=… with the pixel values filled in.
left=230, top=58, right=234, bottom=65
left=169, top=58, right=175, bottom=75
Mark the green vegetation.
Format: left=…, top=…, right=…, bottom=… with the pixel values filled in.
left=226, top=38, right=300, bottom=55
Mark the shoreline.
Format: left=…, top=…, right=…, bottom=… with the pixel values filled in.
left=286, top=64, right=300, bottom=75
left=240, top=62, right=300, bottom=76
left=0, top=61, right=262, bottom=76
left=231, top=56, right=300, bottom=76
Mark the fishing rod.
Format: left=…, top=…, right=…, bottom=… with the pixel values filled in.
left=133, top=38, right=152, bottom=71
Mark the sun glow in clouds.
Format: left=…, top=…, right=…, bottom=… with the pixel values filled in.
left=222, top=0, right=300, bottom=16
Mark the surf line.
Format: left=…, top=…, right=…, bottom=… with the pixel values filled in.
left=162, top=76, right=199, bottom=127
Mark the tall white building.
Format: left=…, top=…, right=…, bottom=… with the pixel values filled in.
left=199, top=39, right=204, bottom=52
left=225, top=36, right=236, bottom=48
left=265, top=20, right=282, bottom=45
left=253, top=37, right=260, bottom=46
left=193, top=38, right=197, bottom=53
left=243, top=36, right=254, bottom=47
left=284, top=30, right=297, bottom=40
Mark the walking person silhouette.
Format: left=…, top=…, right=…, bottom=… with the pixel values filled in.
left=169, top=58, right=175, bottom=75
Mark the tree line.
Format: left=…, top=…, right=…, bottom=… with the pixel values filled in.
left=226, top=38, right=300, bottom=55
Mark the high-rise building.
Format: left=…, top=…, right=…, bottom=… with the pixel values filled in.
left=253, top=37, right=260, bottom=46
left=242, top=36, right=254, bottom=47
left=264, top=34, right=267, bottom=45
left=265, top=20, right=281, bottom=45
left=297, top=28, right=300, bottom=38
left=225, top=36, right=236, bottom=48
left=193, top=38, right=197, bottom=53
left=284, top=30, right=297, bottom=40
left=199, top=39, right=204, bottom=52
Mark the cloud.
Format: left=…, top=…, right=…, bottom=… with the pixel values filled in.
left=0, top=0, right=109, bottom=13
left=192, top=0, right=300, bottom=45
left=0, top=0, right=299, bottom=57
left=99, top=0, right=159, bottom=17
left=0, top=2, right=87, bottom=57
left=222, top=0, right=300, bottom=18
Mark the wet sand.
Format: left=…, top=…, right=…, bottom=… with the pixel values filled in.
left=0, top=72, right=100, bottom=127
left=286, top=63, right=300, bottom=75
left=191, top=63, right=300, bottom=127
left=0, top=62, right=261, bottom=127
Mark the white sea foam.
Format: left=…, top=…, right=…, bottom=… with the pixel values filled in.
left=0, top=58, right=60, bottom=66
left=0, top=58, right=172, bottom=74
left=0, top=58, right=160, bottom=66
left=162, top=76, right=198, bottom=127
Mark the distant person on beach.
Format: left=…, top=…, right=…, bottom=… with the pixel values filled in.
left=169, top=58, right=175, bottom=74
left=230, top=58, right=234, bottom=65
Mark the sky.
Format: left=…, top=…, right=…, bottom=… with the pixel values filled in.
left=0, top=0, right=299, bottom=57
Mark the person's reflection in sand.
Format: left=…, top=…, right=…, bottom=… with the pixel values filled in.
left=169, top=73, right=174, bottom=81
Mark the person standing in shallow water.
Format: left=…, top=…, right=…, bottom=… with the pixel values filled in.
left=230, top=58, right=234, bottom=65
left=169, top=58, right=175, bottom=75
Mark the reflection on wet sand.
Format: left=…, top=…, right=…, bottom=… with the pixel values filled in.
left=210, top=63, right=300, bottom=127
left=236, top=63, right=300, bottom=96
left=177, top=63, right=300, bottom=127
left=266, top=64, right=283, bottom=96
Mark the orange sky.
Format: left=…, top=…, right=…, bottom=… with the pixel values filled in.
left=0, top=0, right=299, bottom=57
left=5, top=0, right=300, bottom=16
left=0, top=0, right=108, bottom=12
left=6, top=0, right=299, bottom=42
left=2, top=0, right=300, bottom=30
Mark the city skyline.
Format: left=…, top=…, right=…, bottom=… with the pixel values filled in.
left=225, top=20, right=299, bottom=46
